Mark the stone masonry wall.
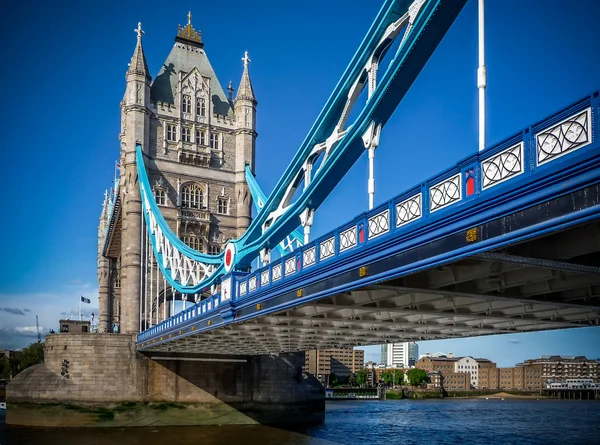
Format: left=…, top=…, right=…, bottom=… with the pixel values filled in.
left=7, top=335, right=325, bottom=426
left=7, top=333, right=145, bottom=404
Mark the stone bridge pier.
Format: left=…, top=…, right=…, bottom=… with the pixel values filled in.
left=6, top=333, right=324, bottom=427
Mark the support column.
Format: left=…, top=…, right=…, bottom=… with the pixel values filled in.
left=120, top=172, right=142, bottom=334
left=368, top=147, right=376, bottom=210
left=300, top=208, right=314, bottom=244
left=98, top=256, right=111, bottom=333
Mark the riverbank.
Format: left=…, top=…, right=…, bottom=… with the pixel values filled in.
left=385, top=388, right=548, bottom=400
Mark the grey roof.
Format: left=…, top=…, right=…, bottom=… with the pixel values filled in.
left=150, top=42, right=233, bottom=117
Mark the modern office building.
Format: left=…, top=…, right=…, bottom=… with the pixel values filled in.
left=381, top=342, right=419, bottom=368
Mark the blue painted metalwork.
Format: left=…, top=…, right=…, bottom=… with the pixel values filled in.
left=136, top=0, right=469, bottom=292
left=137, top=90, right=600, bottom=348
left=245, top=165, right=303, bottom=255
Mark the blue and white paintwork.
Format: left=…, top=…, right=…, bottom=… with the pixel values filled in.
left=136, top=0, right=470, bottom=293
left=137, top=91, right=600, bottom=349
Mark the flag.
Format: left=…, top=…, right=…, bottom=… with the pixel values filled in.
left=116, top=161, right=121, bottom=169
left=81, top=296, right=91, bottom=304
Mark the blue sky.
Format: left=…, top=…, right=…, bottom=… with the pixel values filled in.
left=0, top=0, right=598, bottom=366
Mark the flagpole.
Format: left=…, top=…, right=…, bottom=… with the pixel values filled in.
left=79, top=296, right=82, bottom=321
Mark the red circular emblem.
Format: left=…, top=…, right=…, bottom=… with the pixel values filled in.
left=224, top=243, right=236, bottom=273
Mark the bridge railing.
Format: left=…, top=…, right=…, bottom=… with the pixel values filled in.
left=231, top=91, right=597, bottom=302
left=137, top=90, right=598, bottom=345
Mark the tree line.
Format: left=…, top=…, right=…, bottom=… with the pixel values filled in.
left=0, top=342, right=45, bottom=381
left=329, top=367, right=429, bottom=388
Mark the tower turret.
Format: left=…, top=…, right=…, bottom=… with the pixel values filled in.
left=234, top=51, right=257, bottom=236
left=119, top=22, right=152, bottom=334
left=97, top=191, right=111, bottom=333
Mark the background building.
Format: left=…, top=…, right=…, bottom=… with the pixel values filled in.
left=305, top=348, right=364, bottom=385
left=417, top=354, right=599, bottom=391
left=381, top=342, right=419, bottom=368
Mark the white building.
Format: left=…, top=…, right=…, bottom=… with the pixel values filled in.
left=381, top=342, right=419, bottom=368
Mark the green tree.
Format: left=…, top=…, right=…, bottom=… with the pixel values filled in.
left=348, top=373, right=357, bottom=386
left=381, top=369, right=404, bottom=386
left=356, top=368, right=369, bottom=387
left=0, top=355, right=10, bottom=379
left=406, top=368, right=429, bottom=387
left=5, top=342, right=45, bottom=378
left=329, top=373, right=339, bottom=387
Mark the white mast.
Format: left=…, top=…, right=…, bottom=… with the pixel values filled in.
left=477, top=0, right=486, bottom=152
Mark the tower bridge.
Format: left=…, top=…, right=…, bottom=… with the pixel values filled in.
left=8, top=0, right=600, bottom=428
left=129, top=0, right=600, bottom=353
left=136, top=89, right=600, bottom=354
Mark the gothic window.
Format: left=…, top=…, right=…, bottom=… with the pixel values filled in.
left=196, top=98, right=206, bottom=116
left=217, top=197, right=229, bottom=215
left=196, top=129, right=206, bottom=145
left=209, top=245, right=221, bottom=255
left=181, top=183, right=204, bottom=209
left=154, top=188, right=166, bottom=206
left=210, top=133, right=219, bottom=150
left=183, top=236, right=202, bottom=251
left=182, top=127, right=192, bottom=143
left=114, top=259, right=121, bottom=289
left=182, top=95, right=192, bottom=113
left=167, top=124, right=177, bottom=141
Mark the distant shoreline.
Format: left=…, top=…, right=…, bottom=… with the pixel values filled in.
left=475, top=392, right=545, bottom=399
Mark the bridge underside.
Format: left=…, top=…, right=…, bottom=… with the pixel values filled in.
left=149, top=220, right=600, bottom=354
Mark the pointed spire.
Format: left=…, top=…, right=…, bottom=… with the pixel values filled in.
left=127, top=22, right=151, bottom=80
left=235, top=51, right=256, bottom=103
left=227, top=80, right=234, bottom=101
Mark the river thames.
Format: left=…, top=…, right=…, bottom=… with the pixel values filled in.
left=1, top=399, right=599, bottom=444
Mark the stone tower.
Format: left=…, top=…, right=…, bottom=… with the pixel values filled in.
left=98, top=14, right=257, bottom=334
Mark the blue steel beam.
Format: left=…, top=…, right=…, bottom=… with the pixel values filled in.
left=245, top=165, right=303, bottom=256
left=137, top=90, right=600, bottom=348
left=136, top=0, right=469, bottom=293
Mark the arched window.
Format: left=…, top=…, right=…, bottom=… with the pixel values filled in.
left=182, top=95, right=192, bottom=113
left=217, top=197, right=229, bottom=215
left=182, top=127, right=192, bottom=143
left=210, top=133, right=219, bottom=149
left=183, top=236, right=203, bottom=251
left=196, top=129, right=206, bottom=145
left=196, top=98, right=206, bottom=116
left=154, top=188, right=166, bottom=206
left=181, top=183, right=204, bottom=209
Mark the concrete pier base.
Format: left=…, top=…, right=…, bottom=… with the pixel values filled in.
left=6, top=333, right=324, bottom=427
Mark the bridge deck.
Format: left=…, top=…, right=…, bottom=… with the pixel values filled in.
left=137, top=91, right=600, bottom=354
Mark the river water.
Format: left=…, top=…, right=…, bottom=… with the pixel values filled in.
left=1, top=399, right=599, bottom=445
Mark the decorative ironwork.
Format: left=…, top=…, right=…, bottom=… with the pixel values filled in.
left=285, top=257, right=296, bottom=275
left=536, top=108, right=592, bottom=165
left=320, top=237, right=335, bottom=260
left=368, top=209, right=389, bottom=239
left=430, top=174, right=461, bottom=212
left=248, top=276, right=257, bottom=292
left=396, top=193, right=422, bottom=227
left=481, top=143, right=524, bottom=189
left=340, top=227, right=357, bottom=251
left=303, top=246, right=316, bottom=267
left=177, top=12, right=203, bottom=45
left=239, top=281, right=247, bottom=296
left=261, top=269, right=270, bottom=286
left=272, top=264, right=282, bottom=281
